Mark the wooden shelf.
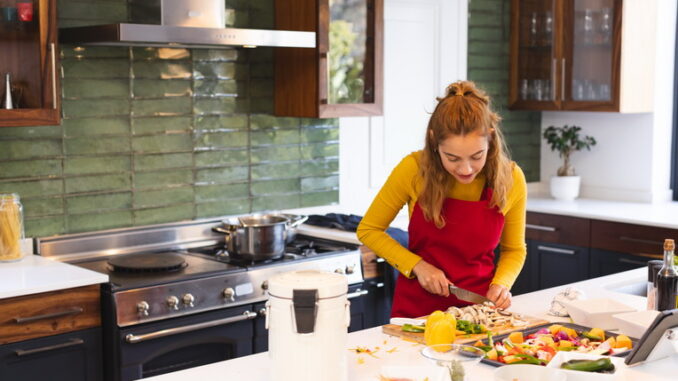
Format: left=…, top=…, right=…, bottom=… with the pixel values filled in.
left=0, top=108, right=60, bottom=127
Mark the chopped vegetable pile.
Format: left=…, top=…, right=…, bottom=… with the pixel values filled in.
left=472, top=324, right=633, bottom=366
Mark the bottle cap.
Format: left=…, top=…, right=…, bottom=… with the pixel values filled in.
left=664, top=239, right=675, bottom=251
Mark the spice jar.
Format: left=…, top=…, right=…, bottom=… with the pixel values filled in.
left=0, top=193, right=25, bottom=262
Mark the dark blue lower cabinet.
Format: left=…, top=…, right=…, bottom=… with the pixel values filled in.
left=589, top=248, right=651, bottom=278
left=530, top=241, right=590, bottom=289
left=0, top=327, right=103, bottom=381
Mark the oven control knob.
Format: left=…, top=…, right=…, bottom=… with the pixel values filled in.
left=136, top=301, right=150, bottom=316
left=182, top=293, right=195, bottom=308
left=334, top=268, right=345, bottom=274
left=166, top=296, right=179, bottom=310
left=345, top=265, right=355, bottom=274
left=261, top=280, right=269, bottom=291
left=222, top=288, right=236, bottom=302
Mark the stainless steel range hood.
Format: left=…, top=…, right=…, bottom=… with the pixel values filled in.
left=59, top=0, right=315, bottom=49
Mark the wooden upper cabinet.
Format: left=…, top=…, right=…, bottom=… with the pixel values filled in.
left=509, top=0, right=655, bottom=112
left=274, top=0, right=383, bottom=118
left=0, top=0, right=60, bottom=127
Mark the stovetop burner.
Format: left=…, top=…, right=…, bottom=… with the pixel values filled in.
left=108, top=252, right=187, bottom=273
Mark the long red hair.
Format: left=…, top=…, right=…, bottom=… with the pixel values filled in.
left=418, top=80, right=513, bottom=228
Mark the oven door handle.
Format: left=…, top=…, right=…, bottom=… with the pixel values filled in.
left=125, top=310, right=257, bottom=344
left=347, top=289, right=369, bottom=299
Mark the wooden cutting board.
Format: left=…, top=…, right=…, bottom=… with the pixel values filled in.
left=381, top=314, right=550, bottom=344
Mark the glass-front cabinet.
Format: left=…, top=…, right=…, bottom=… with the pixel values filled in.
left=510, top=0, right=654, bottom=113
left=275, top=0, right=383, bottom=118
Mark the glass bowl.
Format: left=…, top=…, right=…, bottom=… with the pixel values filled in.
left=421, top=344, right=485, bottom=381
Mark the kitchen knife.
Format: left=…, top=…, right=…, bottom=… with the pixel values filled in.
left=389, top=317, right=426, bottom=326
left=448, top=284, right=493, bottom=305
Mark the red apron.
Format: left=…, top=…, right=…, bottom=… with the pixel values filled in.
left=391, top=187, right=505, bottom=318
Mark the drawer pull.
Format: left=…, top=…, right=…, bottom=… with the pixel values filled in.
left=526, top=224, right=558, bottom=232
left=619, top=236, right=664, bottom=246
left=13, top=307, right=84, bottom=324
left=537, top=245, right=576, bottom=255
left=15, top=338, right=84, bottom=357
left=618, top=258, right=649, bottom=266
left=347, top=289, right=369, bottom=299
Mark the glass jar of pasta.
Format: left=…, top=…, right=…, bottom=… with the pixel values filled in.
left=0, top=193, right=25, bottom=262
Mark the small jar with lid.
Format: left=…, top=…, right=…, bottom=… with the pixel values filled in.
left=0, top=193, right=25, bottom=262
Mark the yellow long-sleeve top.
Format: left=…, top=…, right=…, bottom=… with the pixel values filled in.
left=356, top=151, right=527, bottom=289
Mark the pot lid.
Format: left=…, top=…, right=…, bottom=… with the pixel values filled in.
left=268, top=270, right=347, bottom=299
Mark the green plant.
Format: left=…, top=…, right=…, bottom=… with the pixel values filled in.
left=543, top=125, right=597, bottom=176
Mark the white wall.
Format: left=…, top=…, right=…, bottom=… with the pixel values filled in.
left=539, top=0, right=677, bottom=203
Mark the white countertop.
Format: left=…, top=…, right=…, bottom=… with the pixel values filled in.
left=0, top=255, right=108, bottom=299
left=145, top=267, right=677, bottom=381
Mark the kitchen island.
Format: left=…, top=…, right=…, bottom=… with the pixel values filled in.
left=146, top=267, right=677, bottom=381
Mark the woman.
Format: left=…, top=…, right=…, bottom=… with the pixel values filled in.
left=356, top=80, right=527, bottom=318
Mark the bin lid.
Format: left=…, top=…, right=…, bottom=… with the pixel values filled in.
left=268, top=270, right=347, bottom=299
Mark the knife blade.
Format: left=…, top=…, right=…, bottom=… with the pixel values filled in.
left=448, top=284, right=493, bottom=305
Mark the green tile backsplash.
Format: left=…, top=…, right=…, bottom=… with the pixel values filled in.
left=0, top=0, right=339, bottom=237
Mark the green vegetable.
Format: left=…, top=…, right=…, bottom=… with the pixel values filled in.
left=556, top=346, right=577, bottom=351
left=456, top=319, right=486, bottom=334
left=401, top=324, right=425, bottom=333
left=475, top=345, right=493, bottom=352
left=581, top=332, right=604, bottom=341
left=487, top=332, right=494, bottom=347
left=511, top=354, right=544, bottom=365
left=560, top=358, right=615, bottom=373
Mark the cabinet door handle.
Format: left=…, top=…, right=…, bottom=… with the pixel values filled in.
left=537, top=245, right=576, bottom=255
left=619, top=236, right=663, bottom=246
left=14, top=307, right=83, bottom=324
left=50, top=42, right=57, bottom=109
left=561, top=58, right=566, bottom=101
left=618, top=258, right=648, bottom=266
left=526, top=224, right=558, bottom=232
left=15, top=338, right=84, bottom=357
left=347, top=289, right=369, bottom=299
left=552, top=58, right=557, bottom=100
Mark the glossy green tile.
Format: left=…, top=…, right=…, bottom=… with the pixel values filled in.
left=134, top=169, right=193, bottom=189
left=224, top=8, right=236, bottom=27
left=300, top=159, right=339, bottom=176
left=65, top=136, right=131, bottom=155
left=249, top=7, right=274, bottom=29
left=22, top=197, right=64, bottom=217
left=251, top=179, right=299, bottom=196
left=132, top=47, right=190, bottom=60
left=63, top=79, right=129, bottom=99
left=64, top=156, right=131, bottom=175
left=134, top=153, right=193, bottom=171
left=132, top=117, right=192, bottom=134
left=195, top=150, right=249, bottom=167
left=250, top=115, right=300, bottom=130
left=194, top=79, right=241, bottom=97
left=231, top=10, right=250, bottom=28
left=193, top=62, right=248, bottom=79
left=62, top=59, right=130, bottom=79
left=195, top=183, right=249, bottom=202
left=250, top=97, right=273, bottom=114
left=63, top=117, right=130, bottom=137
left=61, top=45, right=129, bottom=59
left=194, top=131, right=248, bottom=149
left=135, top=186, right=194, bottom=208
left=0, top=159, right=61, bottom=179
left=0, top=125, right=63, bottom=139
left=250, top=62, right=273, bottom=79
left=132, top=97, right=192, bottom=117
left=196, top=198, right=250, bottom=218
left=250, top=130, right=300, bottom=146
left=58, top=0, right=127, bottom=21
left=301, top=175, right=339, bottom=192
left=0, top=178, right=59, bottom=201
left=63, top=99, right=130, bottom=118
left=300, top=143, right=339, bottom=159
left=65, top=174, right=131, bottom=194
left=134, top=203, right=194, bottom=226
left=193, top=97, right=237, bottom=115
left=301, top=127, right=339, bottom=143
left=301, top=190, right=338, bottom=207
left=132, top=134, right=192, bottom=153
left=300, top=118, right=339, bottom=128
left=194, top=115, right=247, bottom=131
left=0, top=140, right=61, bottom=160
left=250, top=79, right=273, bottom=97
left=132, top=61, right=192, bottom=79
left=250, top=146, right=300, bottom=163
left=196, top=166, right=248, bottom=184
left=224, top=0, right=250, bottom=9
left=133, top=79, right=192, bottom=98
left=25, top=216, right=65, bottom=237
left=192, top=49, right=239, bottom=62
left=251, top=162, right=300, bottom=180
left=252, top=194, right=300, bottom=212
left=66, top=192, right=132, bottom=214
left=67, top=210, right=133, bottom=233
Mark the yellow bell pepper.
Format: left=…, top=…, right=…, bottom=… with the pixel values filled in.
left=424, top=310, right=457, bottom=350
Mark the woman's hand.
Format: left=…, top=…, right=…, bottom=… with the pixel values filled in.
left=412, top=260, right=450, bottom=296
left=486, top=284, right=511, bottom=309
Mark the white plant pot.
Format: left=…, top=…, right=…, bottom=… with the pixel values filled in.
left=550, top=175, right=581, bottom=201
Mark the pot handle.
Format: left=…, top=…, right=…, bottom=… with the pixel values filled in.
left=287, top=214, right=308, bottom=229
left=212, top=226, right=232, bottom=235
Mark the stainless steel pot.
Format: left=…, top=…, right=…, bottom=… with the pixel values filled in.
left=275, top=213, right=308, bottom=243
left=212, top=213, right=308, bottom=261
